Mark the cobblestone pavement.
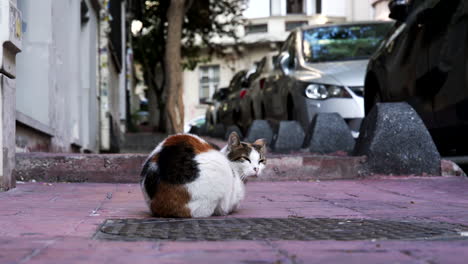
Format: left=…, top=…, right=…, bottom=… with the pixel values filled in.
left=0, top=177, right=467, bottom=263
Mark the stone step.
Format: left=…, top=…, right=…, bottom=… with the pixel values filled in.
left=120, top=133, right=167, bottom=153
left=13, top=152, right=465, bottom=184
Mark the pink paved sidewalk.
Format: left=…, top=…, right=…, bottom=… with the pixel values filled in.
left=0, top=177, right=467, bottom=263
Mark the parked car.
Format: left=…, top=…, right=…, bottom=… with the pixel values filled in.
left=260, top=21, right=393, bottom=136
left=205, top=87, right=229, bottom=126
left=216, top=70, right=250, bottom=128
left=237, top=53, right=278, bottom=131
left=365, top=0, right=468, bottom=155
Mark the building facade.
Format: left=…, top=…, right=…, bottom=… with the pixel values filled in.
left=182, top=0, right=377, bottom=124
left=14, top=0, right=131, bottom=153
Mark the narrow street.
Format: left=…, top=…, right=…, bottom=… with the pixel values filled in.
left=1, top=176, right=467, bottom=263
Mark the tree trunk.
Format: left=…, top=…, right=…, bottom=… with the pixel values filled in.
left=164, top=0, right=185, bottom=134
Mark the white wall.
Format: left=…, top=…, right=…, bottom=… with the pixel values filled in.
left=323, top=0, right=347, bottom=17
left=244, top=0, right=270, bottom=18
left=345, top=0, right=374, bottom=21
left=244, top=0, right=373, bottom=21
left=16, top=0, right=101, bottom=152
left=16, top=0, right=52, bottom=126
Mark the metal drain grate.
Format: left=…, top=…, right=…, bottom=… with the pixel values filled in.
left=94, top=218, right=468, bottom=241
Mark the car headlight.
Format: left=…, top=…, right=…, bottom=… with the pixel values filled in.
left=304, top=84, right=351, bottom=99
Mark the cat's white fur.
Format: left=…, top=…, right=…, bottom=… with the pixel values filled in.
left=186, top=149, right=244, bottom=217
left=141, top=133, right=265, bottom=217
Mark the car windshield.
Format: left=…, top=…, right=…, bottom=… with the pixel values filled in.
left=302, top=23, right=392, bottom=63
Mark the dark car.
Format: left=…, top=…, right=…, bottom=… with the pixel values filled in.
left=205, top=87, right=229, bottom=126
left=216, top=70, right=250, bottom=128
left=236, top=54, right=277, bottom=131
left=261, top=21, right=393, bottom=136
left=364, top=0, right=468, bottom=155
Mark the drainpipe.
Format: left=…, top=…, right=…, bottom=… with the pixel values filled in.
left=0, top=0, right=22, bottom=190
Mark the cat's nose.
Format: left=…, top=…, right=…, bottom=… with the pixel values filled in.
left=253, top=167, right=258, bottom=172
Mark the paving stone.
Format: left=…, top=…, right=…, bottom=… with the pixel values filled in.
left=307, top=113, right=355, bottom=154
left=354, top=102, right=441, bottom=175
left=245, top=120, right=274, bottom=145
left=224, top=125, right=244, bottom=141
left=273, top=121, right=305, bottom=152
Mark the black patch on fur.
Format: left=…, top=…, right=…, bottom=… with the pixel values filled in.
left=141, top=161, right=160, bottom=199
left=157, top=144, right=200, bottom=184
left=140, top=142, right=200, bottom=199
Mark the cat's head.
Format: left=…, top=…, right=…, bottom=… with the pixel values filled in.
left=223, top=132, right=267, bottom=182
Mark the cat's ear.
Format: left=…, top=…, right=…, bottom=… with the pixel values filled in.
left=253, top=138, right=267, bottom=153
left=227, top=132, right=241, bottom=149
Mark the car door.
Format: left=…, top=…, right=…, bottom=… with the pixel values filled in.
left=267, top=33, right=297, bottom=120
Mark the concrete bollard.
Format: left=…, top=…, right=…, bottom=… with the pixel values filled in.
left=224, top=125, right=244, bottom=141
left=272, top=121, right=305, bottom=152
left=306, top=113, right=355, bottom=154
left=354, top=102, right=441, bottom=175
left=245, top=120, right=273, bottom=145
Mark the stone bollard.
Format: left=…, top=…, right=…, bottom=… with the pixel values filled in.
left=245, top=120, right=273, bottom=145
left=272, top=121, right=305, bottom=152
left=224, top=125, right=244, bottom=141
left=354, top=102, right=441, bottom=175
left=306, top=113, right=355, bottom=154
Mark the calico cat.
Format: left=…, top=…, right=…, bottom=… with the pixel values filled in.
left=140, top=132, right=266, bottom=218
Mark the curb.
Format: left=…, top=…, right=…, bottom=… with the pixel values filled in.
left=14, top=153, right=465, bottom=183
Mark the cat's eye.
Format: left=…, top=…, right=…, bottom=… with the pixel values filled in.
left=240, top=157, right=251, bottom=163
left=259, top=159, right=266, bottom=164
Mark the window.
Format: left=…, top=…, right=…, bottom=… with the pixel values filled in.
left=285, top=21, right=308, bottom=31
left=316, top=0, right=322, bottom=14
left=245, top=24, right=268, bottom=34
left=199, top=65, right=220, bottom=103
left=287, top=0, right=304, bottom=14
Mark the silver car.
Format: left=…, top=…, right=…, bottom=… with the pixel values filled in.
left=260, top=21, right=393, bottom=136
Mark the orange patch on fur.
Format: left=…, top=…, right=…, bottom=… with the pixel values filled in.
left=163, top=134, right=213, bottom=154
left=150, top=182, right=192, bottom=218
